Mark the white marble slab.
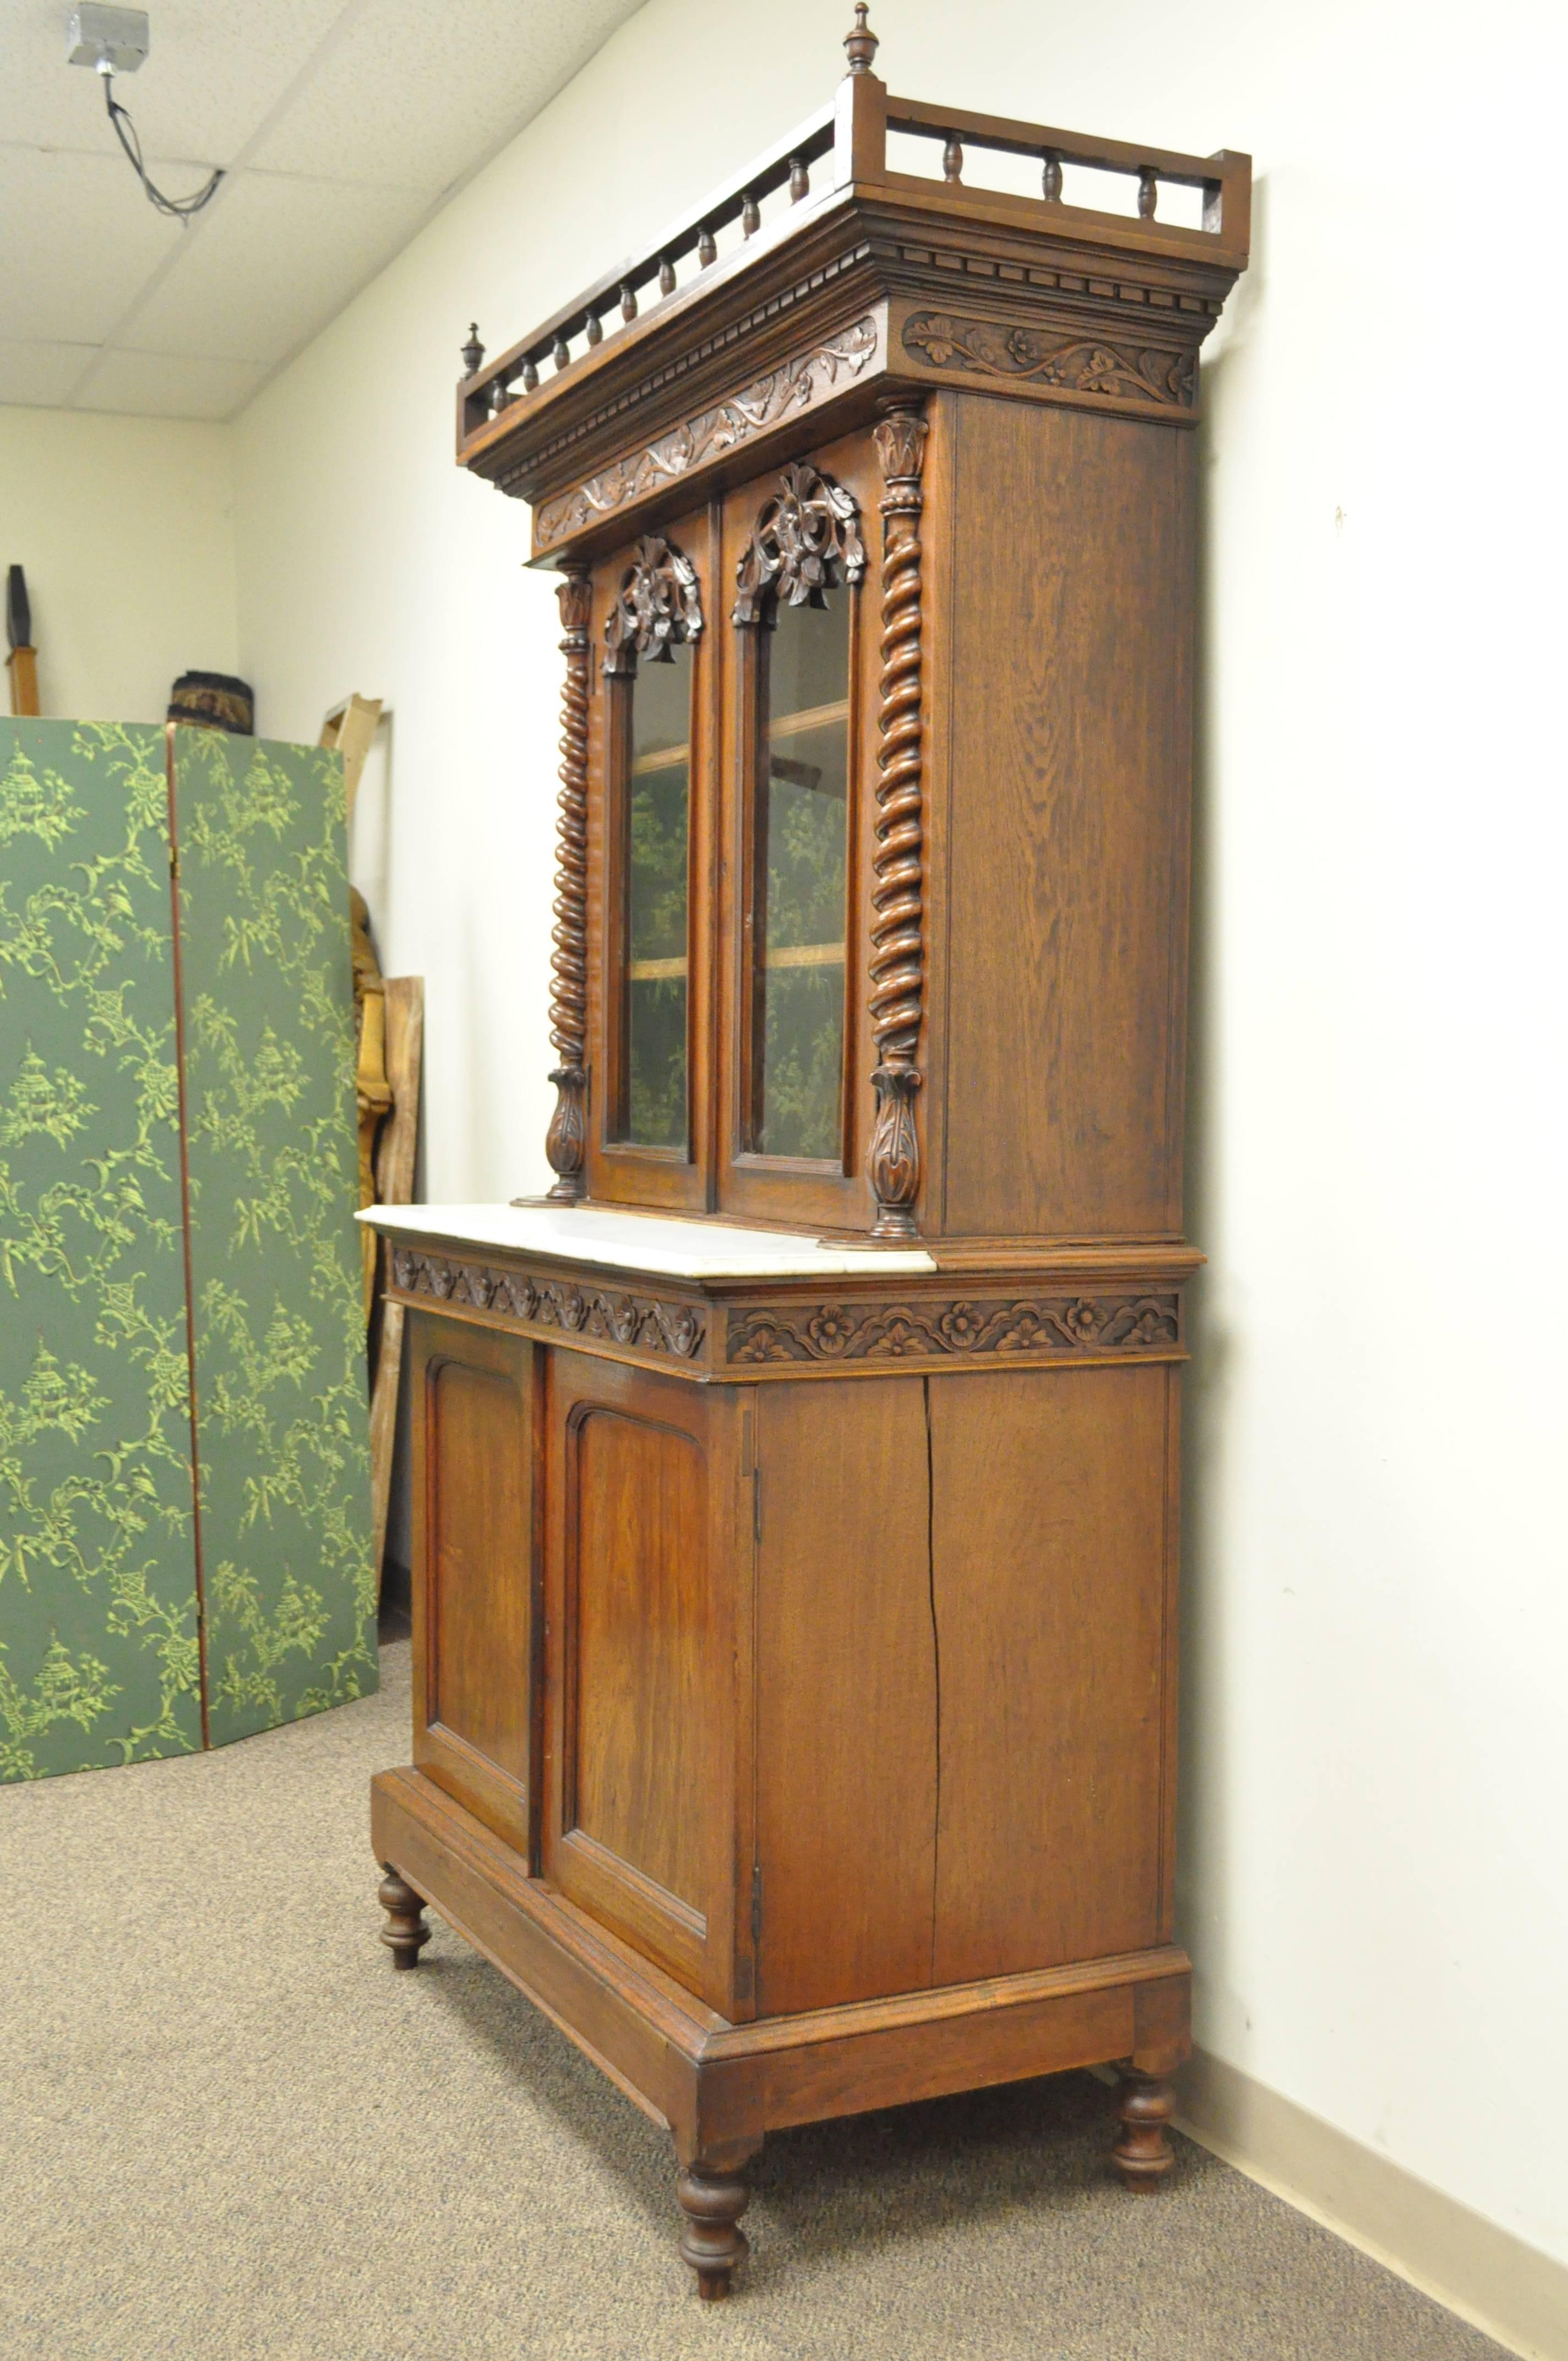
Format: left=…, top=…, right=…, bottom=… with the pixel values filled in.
left=358, top=1202, right=935, bottom=1280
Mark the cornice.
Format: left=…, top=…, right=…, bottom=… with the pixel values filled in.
left=460, top=184, right=1241, bottom=562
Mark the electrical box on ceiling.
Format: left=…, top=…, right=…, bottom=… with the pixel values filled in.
left=66, top=4, right=149, bottom=73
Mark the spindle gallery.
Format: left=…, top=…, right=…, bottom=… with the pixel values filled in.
left=367, top=5, right=1249, bottom=2298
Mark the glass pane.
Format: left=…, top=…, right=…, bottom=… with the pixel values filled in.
left=624, top=644, right=690, bottom=1149
left=753, top=595, right=849, bottom=1161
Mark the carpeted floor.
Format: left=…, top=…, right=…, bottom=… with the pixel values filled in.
left=1, top=1642, right=1512, bottom=2361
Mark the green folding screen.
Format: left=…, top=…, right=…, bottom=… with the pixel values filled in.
left=1, top=720, right=375, bottom=1779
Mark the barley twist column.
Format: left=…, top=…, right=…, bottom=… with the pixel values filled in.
left=544, top=565, right=592, bottom=1199
left=867, top=399, right=928, bottom=1239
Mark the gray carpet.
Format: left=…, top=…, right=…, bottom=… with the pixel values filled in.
left=1, top=1641, right=1510, bottom=2361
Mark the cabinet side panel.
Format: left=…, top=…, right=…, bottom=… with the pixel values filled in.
left=755, top=1378, right=936, bottom=2014
left=930, top=1366, right=1169, bottom=1982
left=940, top=397, right=1188, bottom=1238
left=570, top=1408, right=710, bottom=1913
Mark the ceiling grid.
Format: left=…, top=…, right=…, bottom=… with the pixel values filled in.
left=0, top=0, right=646, bottom=421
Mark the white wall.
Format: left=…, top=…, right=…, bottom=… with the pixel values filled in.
left=230, top=0, right=1568, bottom=2302
left=0, top=406, right=236, bottom=723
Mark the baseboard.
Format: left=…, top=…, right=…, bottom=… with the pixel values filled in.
left=1171, top=2047, right=1568, bottom=2361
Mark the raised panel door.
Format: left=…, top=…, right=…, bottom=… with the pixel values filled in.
left=543, top=1350, right=747, bottom=2009
left=409, top=1312, right=538, bottom=1859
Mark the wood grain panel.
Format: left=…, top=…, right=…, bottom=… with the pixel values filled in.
left=569, top=1406, right=710, bottom=1911
left=755, top=1378, right=937, bottom=2014
left=429, top=1362, right=531, bottom=1778
left=411, top=1316, right=537, bottom=1858
left=940, top=396, right=1190, bottom=1238
left=930, top=1364, right=1171, bottom=1981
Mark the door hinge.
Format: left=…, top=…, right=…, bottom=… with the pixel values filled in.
left=750, top=1862, right=763, bottom=1946
left=752, top=1464, right=762, bottom=1545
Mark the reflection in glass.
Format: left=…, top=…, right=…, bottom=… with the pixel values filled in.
left=752, top=594, right=849, bottom=1161
left=623, top=644, right=690, bottom=1149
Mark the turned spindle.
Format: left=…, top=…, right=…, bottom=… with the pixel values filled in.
left=377, top=1867, right=431, bottom=1968
left=677, top=2164, right=752, bottom=2299
left=789, top=153, right=809, bottom=201
left=943, top=134, right=963, bottom=183
left=1138, top=165, right=1159, bottom=218
left=1042, top=148, right=1063, bottom=200
left=1112, top=2071, right=1176, bottom=2190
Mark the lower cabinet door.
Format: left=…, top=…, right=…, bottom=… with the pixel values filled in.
left=409, top=1312, right=538, bottom=1859
left=543, top=1350, right=743, bottom=2010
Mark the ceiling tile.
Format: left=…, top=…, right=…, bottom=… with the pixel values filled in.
left=0, top=0, right=351, bottom=164
left=0, top=148, right=181, bottom=340
left=73, top=348, right=265, bottom=421
left=246, top=0, right=644, bottom=192
left=115, top=167, right=431, bottom=363
left=0, top=340, right=98, bottom=407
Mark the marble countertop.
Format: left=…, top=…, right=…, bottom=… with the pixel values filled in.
left=358, top=1202, right=936, bottom=1281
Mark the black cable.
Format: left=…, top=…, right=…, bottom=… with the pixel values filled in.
left=102, top=72, right=224, bottom=222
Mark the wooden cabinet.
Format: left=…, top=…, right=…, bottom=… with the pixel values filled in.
left=371, top=7, right=1248, bottom=2301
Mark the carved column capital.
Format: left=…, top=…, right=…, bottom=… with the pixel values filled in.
left=873, top=399, right=929, bottom=503
left=555, top=565, right=592, bottom=637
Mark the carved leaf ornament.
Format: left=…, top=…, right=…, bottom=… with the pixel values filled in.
left=904, top=311, right=1196, bottom=408
left=392, top=1247, right=706, bottom=1361
left=603, top=534, right=704, bottom=674
left=733, top=461, right=866, bottom=625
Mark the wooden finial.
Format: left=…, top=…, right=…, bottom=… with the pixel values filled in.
left=460, top=322, right=484, bottom=376
left=843, top=2, right=878, bottom=74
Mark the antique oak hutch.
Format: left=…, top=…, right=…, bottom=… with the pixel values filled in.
left=366, top=9, right=1249, bottom=2299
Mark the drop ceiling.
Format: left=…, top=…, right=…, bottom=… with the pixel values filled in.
left=0, top=0, right=646, bottom=422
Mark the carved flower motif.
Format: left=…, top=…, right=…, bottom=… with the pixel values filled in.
left=995, top=1306, right=1050, bottom=1351
left=426, top=1259, right=454, bottom=1299
left=501, top=1274, right=537, bottom=1320
left=1124, top=1303, right=1177, bottom=1348
left=551, top=1285, right=586, bottom=1331
left=938, top=1302, right=984, bottom=1351
left=1063, top=1298, right=1103, bottom=1343
left=392, top=1248, right=416, bottom=1290
left=731, top=1320, right=797, bottom=1364
left=806, top=1307, right=859, bottom=1357
left=876, top=1313, right=930, bottom=1358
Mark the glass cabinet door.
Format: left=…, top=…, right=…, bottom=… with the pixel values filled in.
left=721, top=438, right=873, bottom=1228
left=590, top=517, right=712, bottom=1213
left=746, top=596, right=850, bottom=1161
left=620, top=644, right=692, bottom=1151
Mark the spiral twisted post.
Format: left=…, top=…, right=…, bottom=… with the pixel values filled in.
left=867, top=399, right=929, bottom=1239
left=544, top=566, right=592, bottom=1199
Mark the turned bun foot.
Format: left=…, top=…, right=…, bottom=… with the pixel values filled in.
left=1112, top=2070, right=1176, bottom=2190
left=378, top=1865, right=431, bottom=1968
left=677, top=2163, right=751, bottom=2299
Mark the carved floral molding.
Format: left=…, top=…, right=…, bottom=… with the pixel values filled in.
left=391, top=1247, right=706, bottom=1361
left=903, top=311, right=1197, bottom=407
left=535, top=316, right=880, bottom=550
left=728, top=1293, right=1180, bottom=1365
